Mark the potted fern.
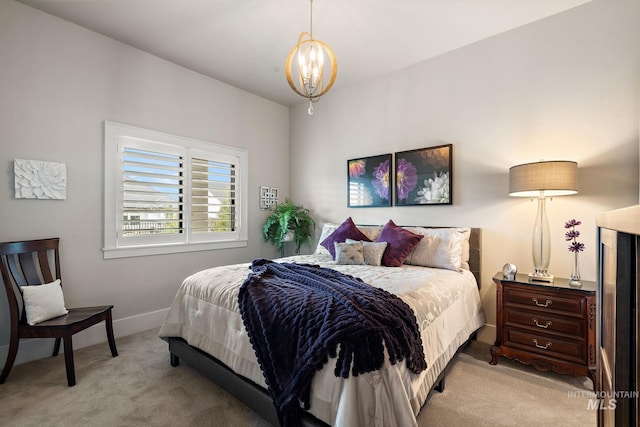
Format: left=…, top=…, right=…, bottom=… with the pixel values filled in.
left=263, top=198, right=315, bottom=254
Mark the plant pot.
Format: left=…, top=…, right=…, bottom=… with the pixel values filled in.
left=281, top=230, right=294, bottom=242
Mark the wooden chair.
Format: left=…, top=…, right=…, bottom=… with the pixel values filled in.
left=0, top=238, right=117, bottom=386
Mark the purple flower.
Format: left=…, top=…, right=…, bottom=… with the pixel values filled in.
left=396, top=158, right=417, bottom=200
left=564, top=219, right=582, bottom=228
left=569, top=241, right=585, bottom=253
left=565, top=219, right=585, bottom=252
left=372, top=160, right=390, bottom=200
left=565, top=230, right=580, bottom=240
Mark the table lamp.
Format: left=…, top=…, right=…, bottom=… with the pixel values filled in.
left=509, top=160, right=578, bottom=282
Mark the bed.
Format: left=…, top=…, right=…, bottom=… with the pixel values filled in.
left=159, top=222, right=485, bottom=427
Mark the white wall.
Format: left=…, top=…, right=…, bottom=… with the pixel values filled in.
left=290, top=0, right=640, bottom=343
left=2, top=0, right=638, bottom=364
left=0, top=1, right=289, bottom=363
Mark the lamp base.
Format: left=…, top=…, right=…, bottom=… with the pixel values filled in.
left=529, top=272, right=554, bottom=283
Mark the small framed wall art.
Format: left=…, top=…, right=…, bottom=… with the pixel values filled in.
left=347, top=153, right=392, bottom=208
left=394, top=144, right=452, bottom=206
left=259, top=186, right=279, bottom=210
left=14, top=159, right=67, bottom=200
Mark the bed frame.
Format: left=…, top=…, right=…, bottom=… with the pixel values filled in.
left=167, top=227, right=482, bottom=426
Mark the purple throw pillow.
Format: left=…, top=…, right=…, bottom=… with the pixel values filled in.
left=375, top=220, right=424, bottom=267
left=321, top=217, right=371, bottom=259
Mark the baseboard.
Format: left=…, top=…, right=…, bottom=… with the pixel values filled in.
left=0, top=308, right=169, bottom=366
left=476, top=323, right=496, bottom=345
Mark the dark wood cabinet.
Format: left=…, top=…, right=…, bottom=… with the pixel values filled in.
left=491, top=273, right=596, bottom=384
left=597, top=205, right=640, bottom=427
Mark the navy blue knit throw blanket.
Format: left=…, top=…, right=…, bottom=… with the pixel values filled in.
left=238, top=259, right=427, bottom=427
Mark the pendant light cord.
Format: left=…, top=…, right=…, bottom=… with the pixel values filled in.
left=309, top=0, right=314, bottom=38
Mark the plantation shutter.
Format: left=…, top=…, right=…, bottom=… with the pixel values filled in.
left=114, top=136, right=187, bottom=247
left=121, top=147, right=184, bottom=237
left=191, top=157, right=236, bottom=234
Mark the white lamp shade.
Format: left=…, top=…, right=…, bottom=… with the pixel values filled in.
left=509, top=161, right=578, bottom=198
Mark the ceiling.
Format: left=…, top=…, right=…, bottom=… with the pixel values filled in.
left=17, top=0, right=592, bottom=107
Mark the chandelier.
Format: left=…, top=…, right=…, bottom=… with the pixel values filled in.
left=285, top=0, right=337, bottom=115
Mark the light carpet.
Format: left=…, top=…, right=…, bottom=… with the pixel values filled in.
left=0, top=328, right=596, bottom=426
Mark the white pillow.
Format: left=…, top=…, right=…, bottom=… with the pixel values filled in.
left=403, top=227, right=470, bottom=272
left=314, top=223, right=383, bottom=256
left=314, top=223, right=340, bottom=255
left=357, top=225, right=383, bottom=241
left=22, top=279, right=68, bottom=325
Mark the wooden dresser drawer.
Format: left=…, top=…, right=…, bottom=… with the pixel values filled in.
left=504, top=286, right=586, bottom=315
left=491, top=273, right=596, bottom=385
left=505, top=308, right=585, bottom=338
left=504, top=327, right=587, bottom=365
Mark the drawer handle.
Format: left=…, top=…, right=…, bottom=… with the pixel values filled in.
left=532, top=339, right=552, bottom=350
left=531, top=297, right=552, bottom=307
left=533, top=319, right=552, bottom=329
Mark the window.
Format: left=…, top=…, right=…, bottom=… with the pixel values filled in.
left=104, top=122, right=248, bottom=258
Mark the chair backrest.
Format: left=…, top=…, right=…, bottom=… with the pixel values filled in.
left=0, top=238, right=61, bottom=326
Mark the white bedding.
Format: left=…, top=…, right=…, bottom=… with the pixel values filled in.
left=159, top=253, right=485, bottom=427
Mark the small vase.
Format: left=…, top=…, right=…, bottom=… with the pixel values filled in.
left=569, top=252, right=582, bottom=287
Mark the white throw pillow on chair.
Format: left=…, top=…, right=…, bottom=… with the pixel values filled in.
left=22, top=279, right=68, bottom=325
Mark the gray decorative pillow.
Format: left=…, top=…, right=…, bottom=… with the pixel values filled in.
left=346, top=239, right=387, bottom=266
left=334, top=241, right=364, bottom=265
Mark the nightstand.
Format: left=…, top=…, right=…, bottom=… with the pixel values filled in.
left=490, top=272, right=596, bottom=385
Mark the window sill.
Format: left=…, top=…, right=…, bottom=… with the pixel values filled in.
left=103, top=239, right=248, bottom=259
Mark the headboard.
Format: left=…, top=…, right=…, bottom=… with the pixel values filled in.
left=468, top=228, right=481, bottom=287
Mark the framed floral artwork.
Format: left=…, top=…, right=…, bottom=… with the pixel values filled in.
left=347, top=154, right=392, bottom=207
left=394, top=144, right=452, bottom=206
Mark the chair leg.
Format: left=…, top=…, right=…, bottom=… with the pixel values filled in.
left=0, top=335, right=19, bottom=384
left=53, top=338, right=61, bottom=357
left=63, top=335, right=76, bottom=387
left=105, top=310, right=118, bottom=357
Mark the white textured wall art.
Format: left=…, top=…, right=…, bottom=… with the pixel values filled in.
left=14, top=159, right=67, bottom=200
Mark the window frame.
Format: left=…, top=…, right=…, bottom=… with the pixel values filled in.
left=103, top=121, right=248, bottom=259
